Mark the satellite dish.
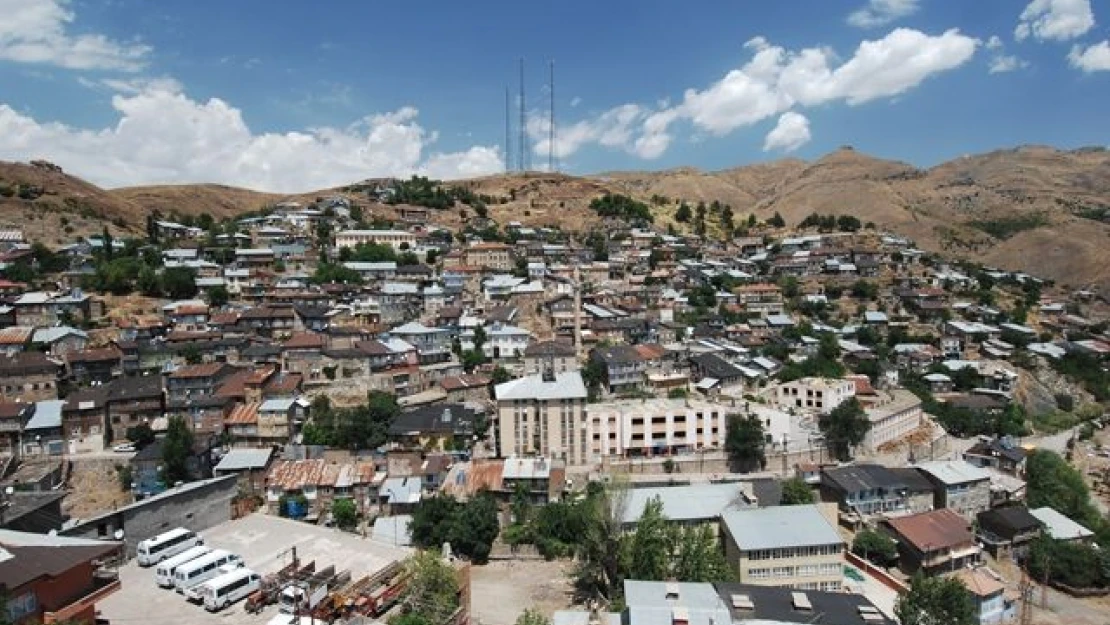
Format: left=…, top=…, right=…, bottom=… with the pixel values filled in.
left=114, top=529, right=124, bottom=540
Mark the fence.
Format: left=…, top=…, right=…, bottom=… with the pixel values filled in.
left=601, top=444, right=833, bottom=478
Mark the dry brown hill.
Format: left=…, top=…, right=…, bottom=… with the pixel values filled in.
left=4, top=146, right=1110, bottom=291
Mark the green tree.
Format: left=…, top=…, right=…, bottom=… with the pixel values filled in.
left=491, top=365, right=513, bottom=385
left=332, top=498, right=358, bottom=530
left=162, top=267, right=198, bottom=299
left=125, top=423, right=156, bottom=448
left=1025, top=449, right=1101, bottom=528
left=852, top=529, right=898, bottom=566
left=515, top=608, right=550, bottom=625
left=205, top=285, right=230, bottom=307
left=674, top=202, right=692, bottom=223
left=819, top=397, right=870, bottom=461
left=895, top=574, right=977, bottom=625
left=181, top=344, right=202, bottom=365
left=624, top=498, right=671, bottom=581
left=409, top=493, right=499, bottom=563
left=767, top=212, right=785, bottom=228
left=399, top=551, right=460, bottom=625
left=570, top=485, right=627, bottom=604
left=161, top=415, right=195, bottom=485
left=581, top=358, right=605, bottom=402
left=725, top=413, right=766, bottom=472
left=671, top=524, right=734, bottom=583
left=779, top=477, right=815, bottom=505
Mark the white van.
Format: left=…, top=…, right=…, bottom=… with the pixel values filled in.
left=173, top=549, right=242, bottom=596
left=154, top=545, right=211, bottom=588
left=201, top=568, right=261, bottom=612
left=136, top=528, right=203, bottom=566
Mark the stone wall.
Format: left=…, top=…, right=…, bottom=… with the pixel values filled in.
left=63, top=475, right=237, bottom=557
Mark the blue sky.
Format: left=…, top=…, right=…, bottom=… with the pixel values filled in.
left=0, top=0, right=1108, bottom=192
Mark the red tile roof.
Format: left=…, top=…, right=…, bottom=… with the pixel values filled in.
left=224, top=401, right=260, bottom=425
left=283, top=333, right=325, bottom=350
left=886, top=508, right=973, bottom=551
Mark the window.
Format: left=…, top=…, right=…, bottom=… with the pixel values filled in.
left=7, top=592, right=37, bottom=621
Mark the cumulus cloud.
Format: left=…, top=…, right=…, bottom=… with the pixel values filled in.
left=1068, top=40, right=1110, bottom=71
left=847, top=0, right=921, bottom=28
left=763, top=112, right=811, bottom=152
left=1015, top=0, right=1095, bottom=41
left=533, top=28, right=978, bottom=161
left=0, top=82, right=503, bottom=192
left=984, top=35, right=1029, bottom=73
left=0, top=0, right=150, bottom=71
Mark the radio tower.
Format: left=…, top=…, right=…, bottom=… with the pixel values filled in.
left=504, top=87, right=512, bottom=172
left=518, top=57, right=527, bottom=172
left=548, top=60, right=556, bottom=173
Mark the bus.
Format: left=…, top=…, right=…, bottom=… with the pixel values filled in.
left=154, top=545, right=212, bottom=588
left=201, top=568, right=261, bottom=612
left=173, top=549, right=243, bottom=596
left=136, top=528, right=203, bottom=566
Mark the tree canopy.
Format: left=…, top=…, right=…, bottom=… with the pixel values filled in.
left=779, top=477, right=815, bottom=505
left=409, top=493, right=500, bottom=563
left=895, top=574, right=977, bottom=625
left=589, top=194, right=653, bottom=223
left=398, top=551, right=460, bottom=625
left=161, top=415, right=195, bottom=485
left=819, top=397, right=870, bottom=461
left=725, top=413, right=766, bottom=472
left=301, top=392, right=400, bottom=450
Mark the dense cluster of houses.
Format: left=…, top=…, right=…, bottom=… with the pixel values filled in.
left=0, top=191, right=1106, bottom=624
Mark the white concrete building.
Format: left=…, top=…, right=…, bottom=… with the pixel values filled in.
left=861, top=390, right=924, bottom=452
left=774, top=377, right=855, bottom=413
left=336, top=229, right=417, bottom=251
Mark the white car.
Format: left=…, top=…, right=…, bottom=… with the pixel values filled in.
left=113, top=443, right=136, bottom=453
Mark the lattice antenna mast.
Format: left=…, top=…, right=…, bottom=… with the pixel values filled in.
left=504, top=87, right=513, bottom=172
left=518, top=57, right=527, bottom=172
left=548, top=59, right=556, bottom=173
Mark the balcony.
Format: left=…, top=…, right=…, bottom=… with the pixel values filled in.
left=42, top=570, right=121, bottom=624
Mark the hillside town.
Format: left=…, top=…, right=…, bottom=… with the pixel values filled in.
left=2, top=178, right=1110, bottom=625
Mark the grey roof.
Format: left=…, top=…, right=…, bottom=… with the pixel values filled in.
left=495, top=370, right=587, bottom=401
left=1029, top=507, right=1094, bottom=540
left=25, top=400, right=65, bottom=431
left=713, top=582, right=896, bottom=625
left=624, top=580, right=732, bottom=625
left=620, top=482, right=753, bottom=525
left=371, top=515, right=413, bottom=546
left=915, top=460, right=992, bottom=485
left=822, top=464, right=906, bottom=494
left=213, top=448, right=274, bottom=472
left=720, top=504, right=843, bottom=550
left=381, top=476, right=422, bottom=505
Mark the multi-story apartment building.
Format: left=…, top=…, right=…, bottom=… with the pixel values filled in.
left=586, top=398, right=730, bottom=460
left=860, top=390, right=923, bottom=452
left=774, top=377, right=854, bottom=413
left=522, top=341, right=578, bottom=375
left=463, top=242, right=513, bottom=271
left=915, top=460, right=992, bottom=518
left=720, top=504, right=845, bottom=592
left=104, top=376, right=165, bottom=442
left=472, top=324, right=531, bottom=359
left=591, top=345, right=646, bottom=395
left=165, top=363, right=235, bottom=404
left=389, top=322, right=452, bottom=364
left=493, top=369, right=589, bottom=465
left=335, top=229, right=417, bottom=251
left=0, top=352, right=61, bottom=403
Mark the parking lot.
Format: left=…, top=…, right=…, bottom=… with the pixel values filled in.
left=98, top=513, right=412, bottom=625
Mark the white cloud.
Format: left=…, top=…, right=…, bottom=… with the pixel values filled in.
left=1015, top=0, right=1095, bottom=41
left=984, top=35, right=1029, bottom=73
left=1068, top=40, right=1110, bottom=71
left=0, top=0, right=150, bottom=71
left=0, top=82, right=503, bottom=192
left=569, top=96, right=582, bottom=107
left=763, top=112, right=811, bottom=152
left=847, top=0, right=920, bottom=28
left=989, top=54, right=1029, bottom=73
left=533, top=28, right=977, bottom=161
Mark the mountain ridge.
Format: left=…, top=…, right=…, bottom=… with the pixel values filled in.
left=2, top=144, right=1109, bottom=291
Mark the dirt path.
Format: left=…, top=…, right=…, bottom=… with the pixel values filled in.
left=470, top=560, right=575, bottom=625
left=63, top=458, right=133, bottom=520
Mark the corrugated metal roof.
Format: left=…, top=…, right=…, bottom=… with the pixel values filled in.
left=213, top=448, right=273, bottom=472
left=720, top=504, right=842, bottom=551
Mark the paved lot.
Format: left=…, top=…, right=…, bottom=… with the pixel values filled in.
left=98, top=513, right=411, bottom=625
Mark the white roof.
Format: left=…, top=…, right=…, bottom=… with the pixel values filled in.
left=25, top=400, right=65, bottom=430
left=32, top=326, right=87, bottom=344
left=914, top=460, right=992, bottom=485
left=213, top=448, right=273, bottom=472
left=502, top=457, right=553, bottom=480
left=720, top=504, right=843, bottom=550
left=1030, top=507, right=1094, bottom=541
left=621, top=482, right=752, bottom=525
left=391, top=321, right=444, bottom=335
left=495, top=370, right=587, bottom=401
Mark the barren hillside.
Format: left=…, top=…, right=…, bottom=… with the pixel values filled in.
left=4, top=145, right=1110, bottom=291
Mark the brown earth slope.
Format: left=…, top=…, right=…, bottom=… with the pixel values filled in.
left=3, top=145, right=1110, bottom=291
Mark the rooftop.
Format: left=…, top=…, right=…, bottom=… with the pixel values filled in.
left=886, top=508, right=973, bottom=551
left=720, top=504, right=842, bottom=550
left=914, top=460, right=992, bottom=485
left=620, top=482, right=753, bottom=525
left=495, top=370, right=587, bottom=401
